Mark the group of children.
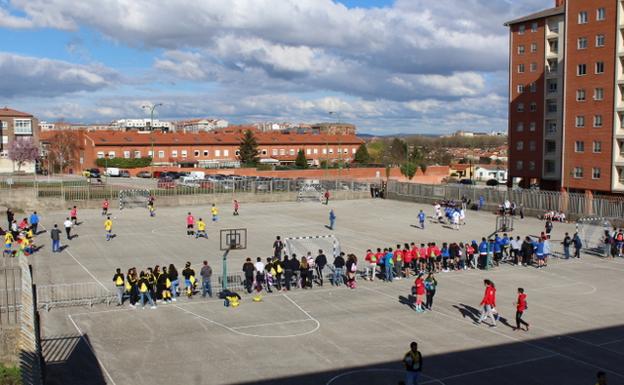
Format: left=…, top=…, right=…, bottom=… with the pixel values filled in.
left=3, top=209, right=41, bottom=257
left=184, top=203, right=234, bottom=238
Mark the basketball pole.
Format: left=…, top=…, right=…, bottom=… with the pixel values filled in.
left=221, top=248, right=231, bottom=292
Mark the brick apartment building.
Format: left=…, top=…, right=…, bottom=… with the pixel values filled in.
left=0, top=107, right=40, bottom=173
left=506, top=0, right=624, bottom=193
left=77, top=131, right=364, bottom=169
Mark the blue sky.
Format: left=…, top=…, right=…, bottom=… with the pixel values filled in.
left=0, top=0, right=549, bottom=134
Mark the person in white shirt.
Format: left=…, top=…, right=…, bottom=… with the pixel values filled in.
left=63, top=217, right=73, bottom=240
left=452, top=210, right=460, bottom=231
left=511, top=236, right=522, bottom=265
left=459, top=208, right=466, bottom=225
left=254, top=257, right=266, bottom=291
left=434, top=203, right=441, bottom=222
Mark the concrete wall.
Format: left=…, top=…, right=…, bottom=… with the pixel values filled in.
left=0, top=326, right=20, bottom=365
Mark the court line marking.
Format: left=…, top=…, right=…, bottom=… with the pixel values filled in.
left=326, top=368, right=444, bottom=385
left=360, top=286, right=624, bottom=380
left=67, top=314, right=118, bottom=385
left=231, top=318, right=314, bottom=330
left=172, top=295, right=320, bottom=338
left=64, top=248, right=109, bottom=292
left=599, top=337, right=624, bottom=346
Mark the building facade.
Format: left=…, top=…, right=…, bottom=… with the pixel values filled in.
left=175, top=119, right=228, bottom=133
left=111, top=119, right=173, bottom=132
left=0, top=107, right=40, bottom=173
left=507, top=0, right=624, bottom=194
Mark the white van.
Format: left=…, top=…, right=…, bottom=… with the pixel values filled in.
left=106, top=167, right=120, bottom=177
left=188, top=171, right=205, bottom=180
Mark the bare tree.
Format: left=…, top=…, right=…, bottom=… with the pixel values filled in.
left=9, top=137, right=40, bottom=172
left=46, top=131, right=80, bottom=173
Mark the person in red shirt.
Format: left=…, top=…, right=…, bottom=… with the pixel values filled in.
left=233, top=200, right=240, bottom=216
left=432, top=243, right=442, bottom=273
left=413, top=274, right=426, bottom=313
left=477, top=279, right=498, bottom=327
left=102, top=198, right=109, bottom=216
left=393, top=245, right=404, bottom=279
left=514, top=288, right=529, bottom=331
left=403, top=244, right=413, bottom=278
left=418, top=243, right=427, bottom=273
left=18, top=218, right=29, bottom=230
left=364, top=249, right=378, bottom=281
left=70, top=206, right=78, bottom=224
left=186, top=212, right=195, bottom=236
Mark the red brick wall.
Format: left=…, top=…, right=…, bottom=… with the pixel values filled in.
left=563, top=0, right=616, bottom=192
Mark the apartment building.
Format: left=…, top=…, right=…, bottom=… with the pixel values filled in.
left=506, top=0, right=624, bottom=193
left=0, top=107, right=40, bottom=173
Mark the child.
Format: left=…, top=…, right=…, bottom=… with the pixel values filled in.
left=182, top=262, right=196, bottom=298
left=211, top=204, right=219, bottom=222
left=3, top=231, right=14, bottom=257
left=514, top=288, right=529, bottom=331
left=186, top=212, right=195, bottom=236
left=441, top=243, right=450, bottom=272
left=102, top=199, right=109, bottom=216
left=233, top=200, right=239, bottom=216
left=196, top=218, right=207, bottom=239
left=413, top=274, right=425, bottom=313
left=104, top=216, right=113, bottom=241
left=70, top=206, right=78, bottom=225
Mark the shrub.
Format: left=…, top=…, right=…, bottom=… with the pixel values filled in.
left=95, top=157, right=152, bottom=169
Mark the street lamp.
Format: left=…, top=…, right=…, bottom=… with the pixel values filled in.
left=142, top=103, right=163, bottom=177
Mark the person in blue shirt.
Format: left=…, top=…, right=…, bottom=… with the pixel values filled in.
left=487, top=239, right=496, bottom=269
left=501, top=234, right=511, bottom=262
left=384, top=248, right=394, bottom=282
left=418, top=210, right=426, bottom=229
left=493, top=235, right=502, bottom=266
left=29, top=211, right=39, bottom=235
left=478, top=196, right=485, bottom=210
left=441, top=243, right=450, bottom=272
left=535, top=238, right=546, bottom=268
left=478, top=238, right=488, bottom=269
left=329, top=209, right=336, bottom=230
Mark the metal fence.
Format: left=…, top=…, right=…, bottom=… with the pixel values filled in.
left=36, top=282, right=115, bottom=311
left=0, top=265, right=21, bottom=326
left=386, top=181, right=624, bottom=219
left=17, top=255, right=44, bottom=385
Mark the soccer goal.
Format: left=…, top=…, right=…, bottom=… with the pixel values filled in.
left=577, top=217, right=612, bottom=253
left=297, top=181, right=322, bottom=202
left=284, top=235, right=341, bottom=259
left=119, top=189, right=151, bottom=210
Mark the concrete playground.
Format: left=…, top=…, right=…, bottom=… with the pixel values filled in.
left=28, top=198, right=624, bottom=385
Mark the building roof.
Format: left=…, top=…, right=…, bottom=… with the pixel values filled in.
left=0, top=107, right=34, bottom=118
left=504, top=6, right=564, bottom=26
left=83, top=131, right=364, bottom=146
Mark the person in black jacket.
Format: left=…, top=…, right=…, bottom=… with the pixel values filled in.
left=289, top=255, right=300, bottom=289
left=182, top=262, right=196, bottom=298
left=521, top=237, right=534, bottom=267
left=315, top=249, right=327, bottom=286
left=333, top=253, right=346, bottom=286
left=242, top=258, right=255, bottom=293
left=168, top=264, right=179, bottom=301
left=112, top=268, right=125, bottom=305
left=282, top=255, right=293, bottom=291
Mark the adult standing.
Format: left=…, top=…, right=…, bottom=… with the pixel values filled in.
left=514, top=288, right=529, bottom=331
left=63, top=217, right=73, bottom=240
left=273, top=236, right=284, bottom=260
left=112, top=268, right=125, bottom=306
left=573, top=232, right=582, bottom=258
left=562, top=233, right=571, bottom=259
left=424, top=273, right=437, bottom=310
left=477, top=279, right=497, bottom=327
left=329, top=209, right=336, bottom=230
left=29, top=212, right=39, bottom=234
left=50, top=224, right=61, bottom=252
left=282, top=255, right=293, bottom=291
left=332, top=252, right=345, bottom=286
left=324, top=190, right=330, bottom=205
left=200, top=260, right=213, bottom=298
left=6, top=208, right=14, bottom=228
left=315, top=249, right=327, bottom=286
left=545, top=219, right=553, bottom=237
left=242, top=258, right=255, bottom=293
left=402, top=341, right=423, bottom=385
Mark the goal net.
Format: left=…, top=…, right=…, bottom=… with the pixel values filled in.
left=119, top=189, right=151, bottom=210
left=577, top=217, right=612, bottom=253
left=297, top=181, right=322, bottom=202
left=284, top=235, right=341, bottom=260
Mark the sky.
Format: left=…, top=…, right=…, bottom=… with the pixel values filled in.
left=0, top=0, right=551, bottom=134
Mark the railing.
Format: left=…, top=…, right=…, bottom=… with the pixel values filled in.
left=36, top=282, right=114, bottom=311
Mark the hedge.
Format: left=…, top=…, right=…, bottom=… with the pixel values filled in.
left=95, top=157, right=152, bottom=169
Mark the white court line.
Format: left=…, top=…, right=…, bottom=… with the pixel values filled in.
left=67, top=314, right=118, bottom=385
left=599, top=337, right=624, bottom=346
left=325, top=368, right=444, bottom=385
left=360, top=285, right=624, bottom=380
left=231, top=318, right=313, bottom=330
left=63, top=248, right=109, bottom=292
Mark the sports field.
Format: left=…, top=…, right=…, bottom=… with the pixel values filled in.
left=34, top=198, right=624, bottom=385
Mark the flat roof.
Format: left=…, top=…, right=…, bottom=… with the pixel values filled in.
left=504, top=6, right=564, bottom=26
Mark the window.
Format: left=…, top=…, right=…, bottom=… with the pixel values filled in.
left=529, top=102, right=537, bottom=112
left=529, top=122, right=536, bottom=132
left=123, top=151, right=130, bottom=159
left=194, top=150, right=200, bottom=157
left=516, top=141, right=524, bottom=151
left=530, top=62, right=537, bottom=72
left=352, top=148, right=357, bottom=154
left=261, top=149, right=267, bottom=155
left=181, top=150, right=187, bottom=158
left=517, top=45, right=525, bottom=54
left=529, top=141, right=536, bottom=151
left=13, top=119, right=32, bottom=135
left=547, top=100, right=557, bottom=113
left=576, top=116, right=585, bottom=127
left=279, top=149, right=285, bottom=155
left=529, top=161, right=536, bottom=171
left=313, top=148, right=318, bottom=154
left=596, top=61, right=604, bottom=74
left=548, top=80, right=557, bottom=93
left=322, top=148, right=327, bottom=155
left=289, top=149, right=295, bottom=155
left=306, top=148, right=312, bottom=155
left=171, top=150, right=177, bottom=158
left=97, top=152, right=105, bottom=159
left=516, top=122, right=524, bottom=132
left=134, top=150, right=141, bottom=158
left=517, top=85, right=525, bottom=94
left=597, top=8, right=605, bottom=21
left=577, top=37, right=587, bottom=49
left=329, top=148, right=334, bottom=154
left=596, top=34, right=605, bottom=47
left=547, top=121, right=557, bottom=134
left=592, top=168, right=601, bottom=179
left=530, top=43, right=537, bottom=53
left=158, top=150, right=164, bottom=159
left=577, top=64, right=587, bottom=76
left=594, top=115, right=603, bottom=127
left=545, top=140, right=556, bottom=153
left=545, top=160, right=555, bottom=173
left=516, top=161, right=523, bottom=170
left=593, top=141, right=602, bottom=153
left=272, top=149, right=278, bottom=156
left=147, top=150, right=153, bottom=157
left=223, top=149, right=229, bottom=157
left=531, top=22, right=538, bottom=32
left=576, top=89, right=586, bottom=101
left=517, top=64, right=525, bottom=73
left=578, top=11, right=588, bottom=24
left=529, top=82, right=537, bottom=93
left=594, top=88, right=604, bottom=100
left=573, top=167, right=583, bottom=178
left=518, top=25, right=525, bottom=34
left=215, top=150, right=221, bottom=157
left=575, top=141, right=585, bottom=152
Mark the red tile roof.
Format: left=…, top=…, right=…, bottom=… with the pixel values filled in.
left=0, top=107, right=33, bottom=118
left=83, top=131, right=364, bottom=146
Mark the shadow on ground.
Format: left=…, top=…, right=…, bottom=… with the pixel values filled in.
left=43, top=334, right=107, bottom=385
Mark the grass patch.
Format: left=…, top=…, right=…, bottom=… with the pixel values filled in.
left=0, top=363, right=21, bottom=385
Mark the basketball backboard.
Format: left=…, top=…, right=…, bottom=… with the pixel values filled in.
left=220, top=228, right=247, bottom=251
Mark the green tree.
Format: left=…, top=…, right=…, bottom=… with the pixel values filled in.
left=238, top=130, right=259, bottom=166
left=353, top=144, right=371, bottom=164
left=295, top=149, right=309, bottom=169
left=367, top=140, right=386, bottom=163
left=390, top=138, right=408, bottom=165
left=400, top=162, right=417, bottom=180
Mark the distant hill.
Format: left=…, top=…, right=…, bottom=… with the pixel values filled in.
left=358, top=133, right=441, bottom=139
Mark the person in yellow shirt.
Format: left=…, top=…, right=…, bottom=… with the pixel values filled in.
left=196, top=218, right=207, bottom=239
left=104, top=216, right=113, bottom=241
left=4, top=231, right=14, bottom=257
left=211, top=203, right=219, bottom=222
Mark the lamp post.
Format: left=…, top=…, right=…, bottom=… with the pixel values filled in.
left=142, top=103, right=162, bottom=177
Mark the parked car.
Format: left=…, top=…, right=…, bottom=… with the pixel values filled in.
left=459, top=179, right=475, bottom=185
left=486, top=179, right=500, bottom=187
left=83, top=168, right=101, bottom=178
left=119, top=170, right=130, bottom=178
left=137, top=171, right=152, bottom=178
left=157, top=177, right=176, bottom=189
